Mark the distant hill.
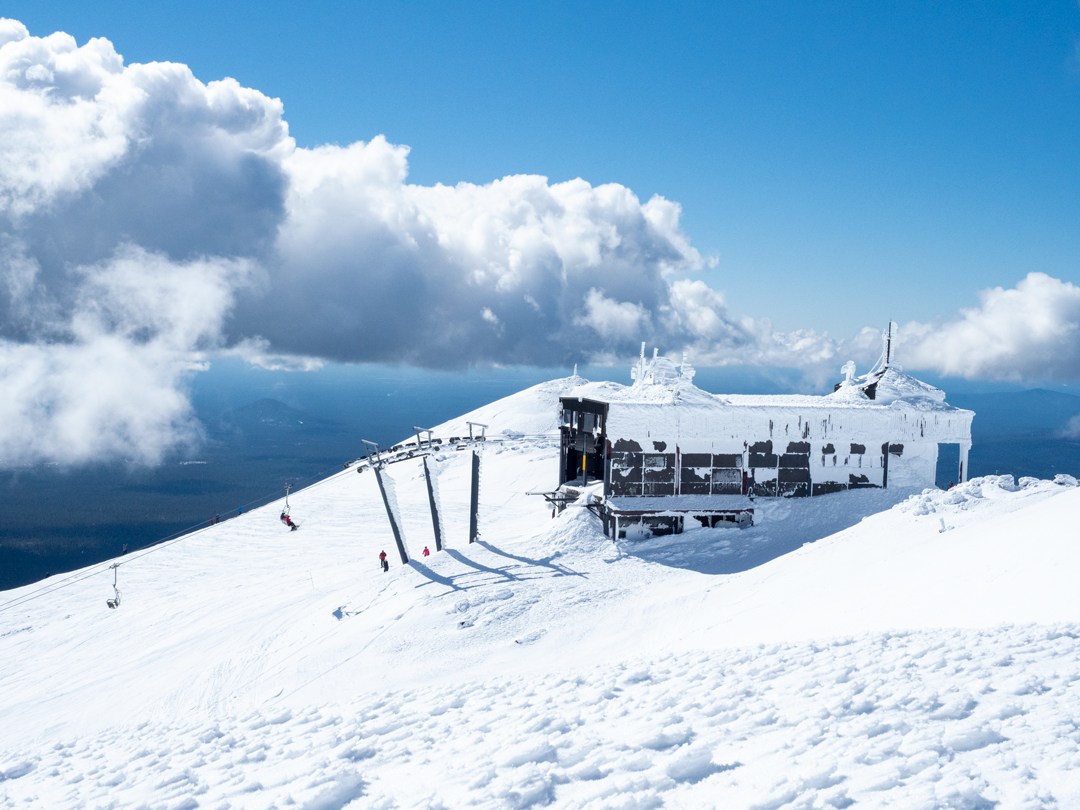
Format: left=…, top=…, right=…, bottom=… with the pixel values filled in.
left=950, top=389, right=1080, bottom=480
left=951, top=388, right=1080, bottom=438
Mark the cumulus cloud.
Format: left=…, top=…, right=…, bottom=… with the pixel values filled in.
left=1059, top=414, right=1080, bottom=440
left=3, top=18, right=1079, bottom=467
left=247, top=160, right=709, bottom=367
left=896, top=273, right=1080, bottom=381
left=0, top=19, right=736, bottom=465
left=0, top=245, right=246, bottom=466
left=0, top=242, right=248, bottom=464
left=791, top=274, right=1080, bottom=387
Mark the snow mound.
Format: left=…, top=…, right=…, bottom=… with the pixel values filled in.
left=871, top=365, right=947, bottom=404
left=899, top=474, right=1073, bottom=517
left=830, top=365, right=949, bottom=407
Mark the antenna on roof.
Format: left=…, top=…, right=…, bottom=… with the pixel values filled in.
left=870, top=321, right=899, bottom=378
left=679, top=351, right=696, bottom=383
left=632, top=341, right=647, bottom=384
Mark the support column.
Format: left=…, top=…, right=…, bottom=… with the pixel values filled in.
left=469, top=450, right=480, bottom=544
left=959, top=441, right=971, bottom=484
left=423, top=457, right=443, bottom=552
left=373, top=466, right=408, bottom=564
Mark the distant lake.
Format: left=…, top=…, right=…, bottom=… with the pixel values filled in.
left=2, top=361, right=1078, bottom=590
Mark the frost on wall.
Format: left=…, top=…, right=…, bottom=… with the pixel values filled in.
left=570, top=362, right=974, bottom=500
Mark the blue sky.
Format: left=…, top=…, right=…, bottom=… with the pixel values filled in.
left=3, top=3, right=1080, bottom=467
left=9, top=1, right=1080, bottom=335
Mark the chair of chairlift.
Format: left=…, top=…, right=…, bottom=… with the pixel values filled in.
left=106, top=563, right=121, bottom=609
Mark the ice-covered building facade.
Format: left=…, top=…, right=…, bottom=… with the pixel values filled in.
left=559, top=335, right=974, bottom=539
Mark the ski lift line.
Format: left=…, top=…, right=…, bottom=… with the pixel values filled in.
left=0, top=521, right=220, bottom=615
left=344, top=434, right=559, bottom=470
left=0, top=556, right=119, bottom=606
left=2, top=433, right=542, bottom=615
left=112, top=459, right=357, bottom=570
left=0, top=460, right=358, bottom=616
left=3, top=453, right=357, bottom=616
left=0, top=564, right=116, bottom=613
left=0, top=434, right=557, bottom=616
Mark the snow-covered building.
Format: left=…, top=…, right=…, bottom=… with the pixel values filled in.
left=559, top=332, right=974, bottom=539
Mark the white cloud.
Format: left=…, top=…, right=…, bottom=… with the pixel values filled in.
left=238, top=147, right=710, bottom=367
left=3, top=18, right=1080, bottom=467
left=1059, top=414, right=1080, bottom=440
left=0, top=336, right=200, bottom=467
left=897, top=273, right=1080, bottom=381
left=0, top=21, right=718, bottom=465
left=226, top=338, right=325, bottom=372
left=576, top=288, right=650, bottom=341
left=0, top=245, right=246, bottom=466
left=72, top=245, right=247, bottom=347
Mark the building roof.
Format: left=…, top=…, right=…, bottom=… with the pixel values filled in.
left=564, top=365, right=962, bottom=414
left=560, top=341, right=974, bottom=446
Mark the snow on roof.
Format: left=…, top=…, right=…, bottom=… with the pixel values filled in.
left=432, top=333, right=966, bottom=447
left=559, top=341, right=972, bottom=448
left=564, top=356, right=961, bottom=414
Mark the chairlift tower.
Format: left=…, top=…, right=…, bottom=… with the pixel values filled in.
left=361, top=439, right=382, bottom=468
left=413, top=426, right=435, bottom=451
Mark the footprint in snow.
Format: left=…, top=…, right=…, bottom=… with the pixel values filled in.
left=514, top=629, right=547, bottom=645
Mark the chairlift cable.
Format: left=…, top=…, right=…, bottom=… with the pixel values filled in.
left=0, top=430, right=560, bottom=616
left=0, top=459, right=355, bottom=616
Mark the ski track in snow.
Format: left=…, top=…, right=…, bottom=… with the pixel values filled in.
left=1, top=379, right=1079, bottom=808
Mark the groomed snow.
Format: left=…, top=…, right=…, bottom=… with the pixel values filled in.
left=1, top=378, right=1078, bottom=808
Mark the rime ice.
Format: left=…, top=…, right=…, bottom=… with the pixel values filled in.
left=559, top=336, right=973, bottom=538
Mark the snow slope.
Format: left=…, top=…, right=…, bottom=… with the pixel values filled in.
left=1, top=377, right=1079, bottom=808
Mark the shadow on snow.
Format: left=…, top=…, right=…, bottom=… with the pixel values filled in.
left=611, top=489, right=916, bottom=576
left=406, top=543, right=586, bottom=593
